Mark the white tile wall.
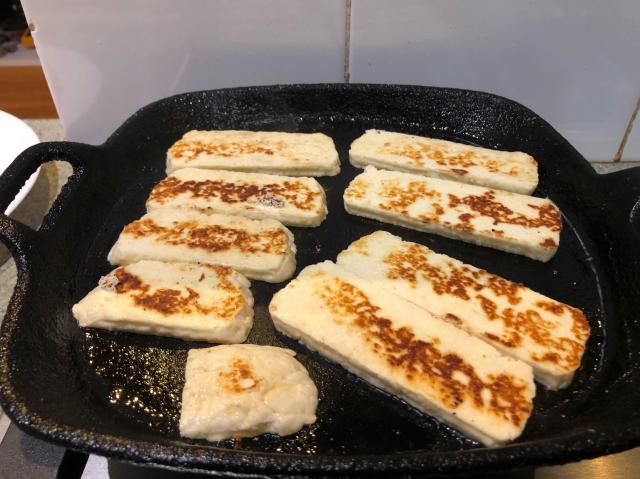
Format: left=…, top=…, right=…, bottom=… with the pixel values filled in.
left=21, top=0, right=347, bottom=144
left=349, top=0, right=640, bottom=162
left=622, top=102, right=640, bottom=161
left=21, top=0, right=639, bottom=161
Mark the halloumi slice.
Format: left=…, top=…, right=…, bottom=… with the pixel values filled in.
left=72, top=261, right=253, bottom=343
left=270, top=261, right=535, bottom=446
left=350, top=130, right=538, bottom=194
left=337, top=231, right=590, bottom=389
left=180, top=344, right=318, bottom=441
left=167, top=130, right=340, bottom=176
left=344, top=166, right=561, bottom=262
left=107, top=209, right=296, bottom=283
left=146, top=167, right=327, bottom=227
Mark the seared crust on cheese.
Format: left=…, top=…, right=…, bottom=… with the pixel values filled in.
left=107, top=209, right=296, bottom=282
left=337, top=231, right=590, bottom=389
left=72, top=261, right=253, bottom=343
left=350, top=129, right=538, bottom=194
left=270, top=261, right=535, bottom=446
left=146, top=167, right=327, bottom=227
left=167, top=130, right=340, bottom=176
left=180, top=344, right=318, bottom=441
left=344, top=166, right=561, bottom=262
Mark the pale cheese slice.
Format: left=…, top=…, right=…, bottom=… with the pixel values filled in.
left=107, top=209, right=296, bottom=283
left=344, top=166, right=561, bottom=262
left=167, top=130, right=340, bottom=176
left=180, top=344, right=318, bottom=441
left=350, top=129, right=538, bottom=194
left=337, top=231, right=590, bottom=389
left=72, top=260, right=253, bottom=343
left=146, top=167, right=327, bottom=227
left=269, top=261, right=535, bottom=446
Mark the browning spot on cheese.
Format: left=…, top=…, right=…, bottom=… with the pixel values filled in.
left=380, top=243, right=587, bottom=368
left=349, top=236, right=370, bottom=256
left=531, top=351, right=561, bottom=364
left=344, top=178, right=369, bottom=199
left=169, top=139, right=286, bottom=162
left=484, top=331, right=520, bottom=349
left=112, top=269, right=145, bottom=294
left=316, top=277, right=532, bottom=426
left=148, top=176, right=321, bottom=211
left=204, top=264, right=235, bottom=279
left=448, top=192, right=561, bottom=232
left=383, top=244, right=526, bottom=303
left=451, top=168, right=468, bottom=175
left=486, top=276, right=523, bottom=306
left=380, top=142, right=479, bottom=169
left=457, top=213, right=474, bottom=232
left=477, top=294, right=500, bottom=321
left=536, top=301, right=590, bottom=342
left=540, top=238, right=557, bottom=248
left=112, top=268, right=243, bottom=318
left=476, top=294, right=588, bottom=369
left=485, top=160, right=501, bottom=173
left=217, top=358, right=261, bottom=393
left=378, top=180, right=440, bottom=214
left=122, top=218, right=288, bottom=255
left=444, top=313, right=462, bottom=325
left=384, top=244, right=497, bottom=300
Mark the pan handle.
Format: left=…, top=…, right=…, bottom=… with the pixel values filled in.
left=602, top=165, right=640, bottom=231
left=0, top=141, right=97, bottom=257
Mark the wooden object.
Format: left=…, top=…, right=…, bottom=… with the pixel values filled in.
left=0, top=66, right=57, bottom=118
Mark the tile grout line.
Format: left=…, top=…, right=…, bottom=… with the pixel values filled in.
left=613, top=96, right=640, bottom=162
left=343, top=0, right=352, bottom=83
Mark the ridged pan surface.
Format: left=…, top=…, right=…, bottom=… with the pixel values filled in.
left=1, top=85, right=639, bottom=476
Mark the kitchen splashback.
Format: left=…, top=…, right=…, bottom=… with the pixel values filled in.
left=20, top=0, right=348, bottom=144
left=21, top=0, right=640, bottom=161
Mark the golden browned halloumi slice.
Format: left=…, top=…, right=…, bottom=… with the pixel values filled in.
left=180, top=344, right=318, bottom=441
left=344, top=166, right=561, bottom=262
left=72, top=261, right=253, bottom=343
left=269, top=261, right=535, bottom=446
left=337, top=231, right=590, bottom=389
left=167, top=130, right=340, bottom=176
left=350, top=129, right=538, bottom=194
left=107, top=209, right=296, bottom=283
left=146, top=168, right=327, bottom=227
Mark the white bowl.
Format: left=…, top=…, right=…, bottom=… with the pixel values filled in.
left=0, top=111, right=41, bottom=215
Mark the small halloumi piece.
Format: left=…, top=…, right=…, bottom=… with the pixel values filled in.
left=350, top=130, right=538, bottom=194
left=72, top=261, right=253, bottom=343
left=167, top=130, right=340, bottom=176
left=337, top=231, right=590, bottom=389
left=146, top=168, right=327, bottom=227
left=270, top=261, right=535, bottom=446
left=179, top=344, right=318, bottom=441
left=107, top=209, right=296, bottom=283
left=344, top=166, right=561, bottom=262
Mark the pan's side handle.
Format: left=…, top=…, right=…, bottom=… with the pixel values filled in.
left=0, top=142, right=97, bottom=259
left=602, top=165, right=640, bottom=231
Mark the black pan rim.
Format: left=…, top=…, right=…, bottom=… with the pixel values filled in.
left=1, top=83, right=639, bottom=475
left=105, top=83, right=596, bottom=168
left=3, top=407, right=640, bottom=475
